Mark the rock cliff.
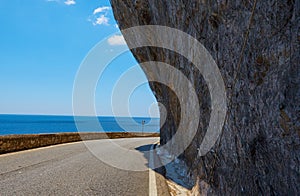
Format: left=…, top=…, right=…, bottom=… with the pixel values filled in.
left=110, top=0, right=300, bottom=194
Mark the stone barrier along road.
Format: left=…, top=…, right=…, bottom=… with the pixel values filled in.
left=0, top=132, right=159, bottom=154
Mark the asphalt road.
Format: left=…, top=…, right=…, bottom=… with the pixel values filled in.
left=0, top=137, right=159, bottom=195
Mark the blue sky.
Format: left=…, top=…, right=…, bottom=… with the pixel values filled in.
left=0, top=0, right=159, bottom=117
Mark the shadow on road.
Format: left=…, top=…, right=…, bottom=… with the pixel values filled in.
left=135, top=144, right=166, bottom=174
left=135, top=144, right=153, bottom=152
left=135, top=144, right=195, bottom=191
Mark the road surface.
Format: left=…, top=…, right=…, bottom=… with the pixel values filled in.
left=0, top=137, right=159, bottom=195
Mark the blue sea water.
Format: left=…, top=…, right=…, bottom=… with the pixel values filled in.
left=0, top=115, right=160, bottom=136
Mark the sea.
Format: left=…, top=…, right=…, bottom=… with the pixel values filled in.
left=0, top=114, right=160, bottom=136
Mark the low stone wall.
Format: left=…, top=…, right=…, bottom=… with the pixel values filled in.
left=0, top=132, right=159, bottom=154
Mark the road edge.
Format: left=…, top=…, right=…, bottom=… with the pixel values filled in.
left=149, top=144, right=158, bottom=196
left=149, top=144, right=171, bottom=196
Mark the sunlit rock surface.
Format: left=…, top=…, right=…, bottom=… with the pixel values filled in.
left=110, top=0, right=300, bottom=194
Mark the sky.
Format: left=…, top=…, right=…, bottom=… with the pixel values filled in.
left=0, top=0, right=159, bottom=117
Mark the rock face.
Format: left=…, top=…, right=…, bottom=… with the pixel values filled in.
left=110, top=0, right=300, bottom=194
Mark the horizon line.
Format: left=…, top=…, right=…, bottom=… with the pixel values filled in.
left=0, top=113, right=160, bottom=118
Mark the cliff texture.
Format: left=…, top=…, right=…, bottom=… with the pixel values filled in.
left=110, top=0, right=300, bottom=195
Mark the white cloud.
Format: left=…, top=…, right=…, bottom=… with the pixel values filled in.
left=94, top=15, right=109, bottom=26
left=90, top=6, right=112, bottom=26
left=64, top=0, right=75, bottom=5
left=93, top=6, right=110, bottom=15
left=107, top=35, right=126, bottom=46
